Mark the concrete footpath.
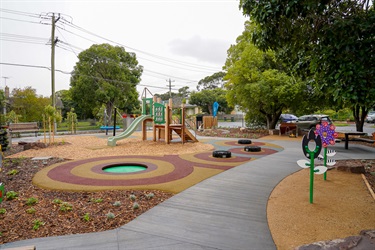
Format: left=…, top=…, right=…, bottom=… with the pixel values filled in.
left=2, top=138, right=375, bottom=250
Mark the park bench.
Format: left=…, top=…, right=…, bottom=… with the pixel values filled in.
left=8, top=122, right=39, bottom=137
left=340, top=132, right=375, bottom=149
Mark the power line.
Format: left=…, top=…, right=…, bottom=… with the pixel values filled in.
left=0, top=8, right=41, bottom=18
left=0, top=62, right=177, bottom=91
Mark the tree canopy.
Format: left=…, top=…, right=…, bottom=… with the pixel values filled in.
left=196, top=72, right=226, bottom=91
left=224, top=21, right=307, bottom=129
left=189, top=88, right=231, bottom=115
left=70, top=43, right=143, bottom=123
left=9, top=87, right=50, bottom=122
left=239, top=0, right=375, bottom=131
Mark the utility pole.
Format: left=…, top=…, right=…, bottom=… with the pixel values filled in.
left=51, top=13, right=60, bottom=132
left=166, top=78, right=175, bottom=98
left=2, top=77, right=9, bottom=116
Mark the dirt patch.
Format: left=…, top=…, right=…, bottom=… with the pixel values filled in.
left=267, top=161, right=375, bottom=249
left=0, top=136, right=213, bottom=244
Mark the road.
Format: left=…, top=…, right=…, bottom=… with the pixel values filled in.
left=218, top=121, right=375, bottom=136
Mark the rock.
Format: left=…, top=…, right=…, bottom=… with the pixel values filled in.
left=23, top=143, right=32, bottom=150
left=23, top=142, right=47, bottom=151
left=295, top=236, right=362, bottom=250
left=360, top=229, right=375, bottom=242
left=337, top=165, right=365, bottom=174
left=295, top=230, right=375, bottom=250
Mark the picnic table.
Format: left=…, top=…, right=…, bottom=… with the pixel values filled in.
left=340, top=131, right=374, bottom=149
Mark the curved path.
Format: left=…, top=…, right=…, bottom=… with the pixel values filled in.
left=3, top=136, right=375, bottom=250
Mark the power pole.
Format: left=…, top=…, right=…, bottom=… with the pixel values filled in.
left=51, top=13, right=60, bottom=132
left=166, top=78, right=175, bottom=98
left=1, top=77, right=9, bottom=115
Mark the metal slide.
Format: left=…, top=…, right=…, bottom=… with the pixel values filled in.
left=107, top=115, right=152, bottom=146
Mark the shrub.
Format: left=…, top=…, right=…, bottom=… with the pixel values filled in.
left=90, top=198, right=103, bottom=203
left=113, top=201, right=121, bottom=207
left=132, top=202, right=140, bottom=210
left=7, top=169, right=19, bottom=175
left=32, top=219, right=45, bottom=230
left=83, top=213, right=90, bottom=222
left=146, top=193, right=154, bottom=200
left=0, top=208, right=6, bottom=214
left=52, top=199, right=62, bottom=204
left=59, top=202, right=73, bottom=212
left=26, top=197, right=38, bottom=206
left=106, top=212, right=115, bottom=219
left=129, top=194, right=136, bottom=201
left=26, top=207, right=36, bottom=214
left=6, top=191, right=18, bottom=200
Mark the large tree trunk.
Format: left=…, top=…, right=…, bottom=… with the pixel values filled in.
left=352, top=105, right=367, bottom=132
left=266, top=110, right=283, bottom=129
left=106, top=102, right=114, bottom=126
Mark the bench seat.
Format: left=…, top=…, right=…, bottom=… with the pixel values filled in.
left=9, top=122, right=39, bottom=137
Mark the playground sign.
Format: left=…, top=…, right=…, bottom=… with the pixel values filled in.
left=213, top=102, right=219, bottom=118
left=154, top=103, right=165, bottom=124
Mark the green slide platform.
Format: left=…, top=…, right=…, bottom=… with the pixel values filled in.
left=107, top=115, right=152, bottom=146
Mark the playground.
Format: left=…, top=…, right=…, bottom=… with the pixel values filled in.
left=1, top=93, right=375, bottom=248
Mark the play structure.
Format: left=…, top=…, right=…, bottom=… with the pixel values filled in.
left=107, top=89, right=198, bottom=146
left=297, top=122, right=338, bottom=203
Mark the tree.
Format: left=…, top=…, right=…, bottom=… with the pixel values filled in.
left=9, top=87, right=50, bottom=122
left=239, top=0, right=375, bottom=131
left=224, top=22, right=307, bottom=129
left=196, top=72, right=226, bottom=91
left=178, top=86, right=190, bottom=99
left=70, top=43, right=143, bottom=124
left=189, top=88, right=231, bottom=114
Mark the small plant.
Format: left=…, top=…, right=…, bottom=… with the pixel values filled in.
left=52, top=199, right=62, bottom=204
left=129, top=194, right=136, bottom=201
left=7, top=169, right=19, bottom=175
left=146, top=193, right=154, bottom=200
left=59, top=202, right=73, bottom=212
left=113, top=201, right=121, bottom=207
left=11, top=157, right=25, bottom=165
left=26, top=207, right=36, bottom=214
left=26, top=197, right=38, bottom=206
left=90, top=198, right=103, bottom=203
left=0, top=208, right=6, bottom=214
left=106, top=212, right=115, bottom=219
left=61, top=139, right=66, bottom=145
left=82, top=213, right=90, bottom=222
left=32, top=219, right=45, bottom=230
left=6, top=191, right=18, bottom=200
left=132, top=202, right=140, bottom=210
left=361, top=159, right=367, bottom=163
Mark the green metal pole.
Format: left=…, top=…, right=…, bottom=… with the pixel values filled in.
left=323, top=147, right=327, bottom=180
left=309, top=151, right=314, bottom=204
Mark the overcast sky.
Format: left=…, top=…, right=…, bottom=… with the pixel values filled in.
left=0, top=0, right=248, bottom=98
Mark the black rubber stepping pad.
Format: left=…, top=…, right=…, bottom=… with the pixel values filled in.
left=212, top=150, right=232, bottom=158
left=244, top=146, right=261, bottom=152
left=238, top=139, right=252, bottom=144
